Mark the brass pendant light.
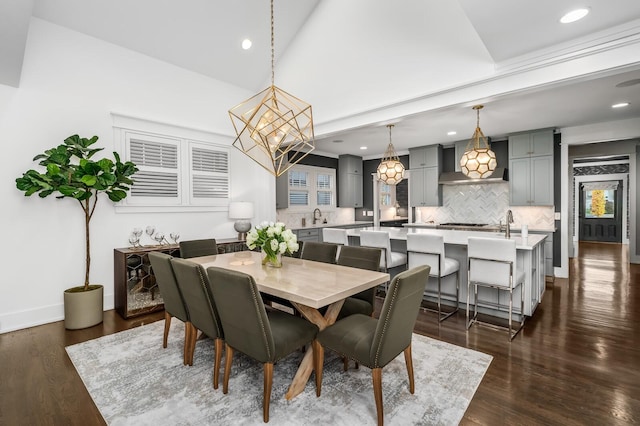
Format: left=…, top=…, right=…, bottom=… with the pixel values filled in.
left=228, top=0, right=315, bottom=177
left=460, top=105, right=497, bottom=179
left=376, top=124, right=405, bottom=185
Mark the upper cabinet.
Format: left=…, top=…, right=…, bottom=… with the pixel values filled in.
left=509, top=130, right=554, bottom=158
left=508, top=129, right=554, bottom=206
left=409, top=146, right=439, bottom=169
left=338, top=155, right=363, bottom=208
left=409, top=145, right=442, bottom=207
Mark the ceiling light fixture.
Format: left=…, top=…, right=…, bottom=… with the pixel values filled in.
left=460, top=105, right=497, bottom=179
left=241, top=39, right=252, bottom=50
left=612, top=102, right=630, bottom=108
left=447, top=131, right=457, bottom=136
left=360, top=146, right=367, bottom=150
left=560, top=8, right=590, bottom=24
left=228, top=0, right=314, bottom=177
left=376, top=124, right=405, bottom=185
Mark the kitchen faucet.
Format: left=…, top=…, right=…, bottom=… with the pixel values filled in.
left=505, top=209, right=514, bottom=238
left=313, top=208, right=322, bottom=225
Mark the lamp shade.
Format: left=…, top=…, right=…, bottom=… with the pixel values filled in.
left=228, top=202, right=254, bottom=219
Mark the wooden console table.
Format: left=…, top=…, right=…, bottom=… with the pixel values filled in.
left=114, top=238, right=249, bottom=319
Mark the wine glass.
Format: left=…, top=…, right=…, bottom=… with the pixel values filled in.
left=133, top=228, right=143, bottom=240
left=154, top=232, right=166, bottom=245
left=128, top=234, right=139, bottom=247
left=170, top=232, right=180, bottom=244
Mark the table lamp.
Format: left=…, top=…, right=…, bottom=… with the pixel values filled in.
left=229, top=201, right=254, bottom=240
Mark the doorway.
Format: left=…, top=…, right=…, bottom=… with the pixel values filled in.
left=578, top=180, right=623, bottom=243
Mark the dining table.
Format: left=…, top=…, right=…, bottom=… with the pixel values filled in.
left=188, top=250, right=390, bottom=400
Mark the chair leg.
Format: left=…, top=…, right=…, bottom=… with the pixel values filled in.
left=466, top=271, right=472, bottom=329
left=313, top=340, right=323, bottom=397
left=223, top=344, right=233, bottom=394
left=187, top=323, right=197, bottom=366
left=213, top=338, right=223, bottom=389
left=183, top=321, right=192, bottom=365
left=264, top=363, right=274, bottom=423
left=403, top=344, right=415, bottom=394
left=372, top=368, right=384, bottom=426
left=343, top=356, right=349, bottom=371
left=163, top=312, right=171, bottom=348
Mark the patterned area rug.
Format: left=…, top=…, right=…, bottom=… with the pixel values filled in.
left=66, top=320, right=491, bottom=425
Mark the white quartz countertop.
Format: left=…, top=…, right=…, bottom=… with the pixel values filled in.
left=347, top=226, right=546, bottom=250
left=404, top=223, right=556, bottom=233
left=292, top=221, right=373, bottom=231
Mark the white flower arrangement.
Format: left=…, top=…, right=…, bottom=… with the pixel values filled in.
left=246, top=222, right=299, bottom=263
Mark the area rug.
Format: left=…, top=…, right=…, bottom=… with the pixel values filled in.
left=66, top=320, right=492, bottom=425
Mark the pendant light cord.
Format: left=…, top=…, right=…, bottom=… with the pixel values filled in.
left=271, top=0, right=275, bottom=86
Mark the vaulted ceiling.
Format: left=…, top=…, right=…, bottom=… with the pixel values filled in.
left=3, top=0, right=640, bottom=157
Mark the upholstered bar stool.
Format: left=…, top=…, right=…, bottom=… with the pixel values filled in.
left=466, top=237, right=525, bottom=341
left=406, top=233, right=460, bottom=321
left=359, top=230, right=407, bottom=294
left=322, top=228, right=349, bottom=261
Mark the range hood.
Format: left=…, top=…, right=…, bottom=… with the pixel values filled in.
left=438, top=168, right=508, bottom=185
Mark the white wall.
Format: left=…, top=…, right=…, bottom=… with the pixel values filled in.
left=0, top=18, right=275, bottom=333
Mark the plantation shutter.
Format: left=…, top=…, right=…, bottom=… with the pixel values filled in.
left=129, top=136, right=181, bottom=203
left=190, top=144, right=229, bottom=203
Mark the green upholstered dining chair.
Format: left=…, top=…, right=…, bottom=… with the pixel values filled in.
left=148, top=251, right=190, bottom=365
left=206, top=266, right=319, bottom=423
left=179, top=238, right=218, bottom=259
left=170, top=258, right=224, bottom=389
left=299, top=241, right=338, bottom=264
left=336, top=245, right=382, bottom=320
left=314, top=265, right=430, bottom=426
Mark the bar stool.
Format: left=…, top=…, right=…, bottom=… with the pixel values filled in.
left=466, top=237, right=525, bottom=341
left=322, top=228, right=349, bottom=262
left=406, top=233, right=459, bottom=321
left=359, top=230, right=407, bottom=272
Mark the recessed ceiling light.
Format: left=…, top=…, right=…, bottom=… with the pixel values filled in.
left=560, top=8, right=590, bottom=24
left=447, top=131, right=457, bottom=136
left=612, top=102, right=630, bottom=108
left=241, top=39, right=252, bottom=50
left=360, top=146, right=367, bottom=150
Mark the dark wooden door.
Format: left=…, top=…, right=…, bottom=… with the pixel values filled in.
left=579, top=180, right=622, bottom=242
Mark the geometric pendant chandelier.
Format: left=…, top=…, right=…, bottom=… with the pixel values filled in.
left=459, top=104, right=497, bottom=179
left=228, top=0, right=315, bottom=177
left=376, top=124, right=405, bottom=185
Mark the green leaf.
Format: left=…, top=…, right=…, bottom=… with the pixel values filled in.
left=108, top=189, right=127, bottom=202
left=46, top=163, right=61, bottom=175
left=81, top=175, right=97, bottom=186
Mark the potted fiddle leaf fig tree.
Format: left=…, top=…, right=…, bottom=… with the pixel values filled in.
left=16, top=134, right=138, bottom=329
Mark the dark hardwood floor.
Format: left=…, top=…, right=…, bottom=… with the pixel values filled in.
left=1, top=242, right=638, bottom=425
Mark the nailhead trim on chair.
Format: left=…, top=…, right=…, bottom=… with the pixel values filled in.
left=195, top=266, right=223, bottom=337
left=373, top=277, right=400, bottom=368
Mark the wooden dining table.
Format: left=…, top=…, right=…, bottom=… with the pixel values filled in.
left=189, top=250, right=390, bottom=400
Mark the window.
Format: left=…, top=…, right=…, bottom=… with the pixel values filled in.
left=286, top=165, right=335, bottom=210
left=113, top=113, right=230, bottom=212
left=379, top=182, right=394, bottom=207
left=585, top=189, right=616, bottom=218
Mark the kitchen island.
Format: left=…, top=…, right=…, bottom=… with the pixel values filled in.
left=346, top=227, right=547, bottom=321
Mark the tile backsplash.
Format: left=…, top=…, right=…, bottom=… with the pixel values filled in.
left=416, top=183, right=555, bottom=230
left=276, top=208, right=356, bottom=229
left=276, top=183, right=555, bottom=231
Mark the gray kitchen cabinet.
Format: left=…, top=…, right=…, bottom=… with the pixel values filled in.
left=409, top=145, right=438, bottom=169
left=275, top=173, right=289, bottom=209
left=509, top=129, right=554, bottom=158
left=509, top=130, right=554, bottom=206
left=409, top=145, right=442, bottom=207
left=295, top=228, right=320, bottom=242
left=338, top=155, right=363, bottom=208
